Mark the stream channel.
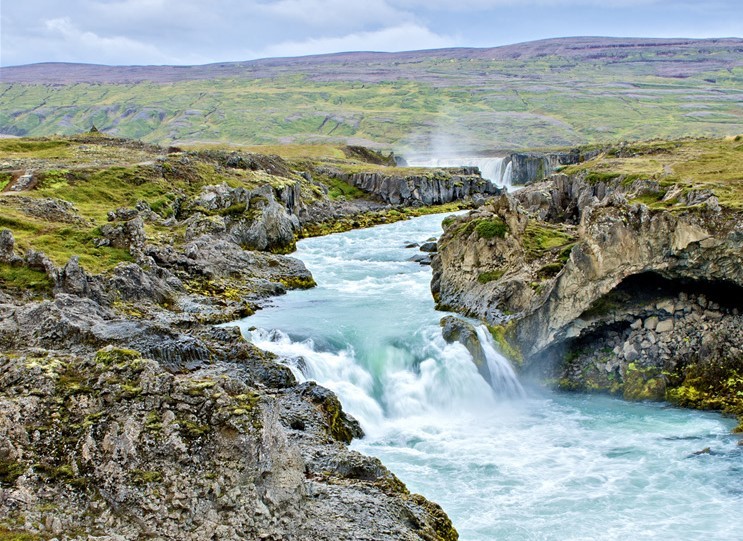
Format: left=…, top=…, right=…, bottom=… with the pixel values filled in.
left=231, top=212, right=741, bottom=540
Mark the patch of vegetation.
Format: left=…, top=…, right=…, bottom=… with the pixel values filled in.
left=321, top=176, right=367, bottom=200
left=0, top=527, right=43, bottom=541
left=130, top=469, right=163, bottom=486
left=563, top=137, right=743, bottom=210
left=584, top=172, right=621, bottom=184
left=0, top=172, right=12, bottom=191
left=624, top=363, right=666, bottom=401
left=0, top=138, right=71, bottom=156
left=666, top=357, right=743, bottom=431
left=0, top=459, right=26, bottom=487
left=523, top=222, right=576, bottom=261
left=488, top=322, right=523, bottom=365
left=477, top=270, right=505, bottom=284
left=475, top=218, right=508, bottom=239
left=0, top=263, right=53, bottom=294
left=536, top=262, right=564, bottom=280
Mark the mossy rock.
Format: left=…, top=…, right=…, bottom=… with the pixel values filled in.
left=474, top=217, right=508, bottom=239
left=623, top=364, right=666, bottom=401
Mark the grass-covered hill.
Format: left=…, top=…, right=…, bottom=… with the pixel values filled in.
left=1, top=37, right=741, bottom=152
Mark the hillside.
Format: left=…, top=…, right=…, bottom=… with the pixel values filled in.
left=1, top=37, right=742, bottom=152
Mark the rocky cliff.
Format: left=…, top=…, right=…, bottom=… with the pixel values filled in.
left=432, top=137, right=743, bottom=428
left=0, top=135, right=465, bottom=540
left=319, top=166, right=500, bottom=206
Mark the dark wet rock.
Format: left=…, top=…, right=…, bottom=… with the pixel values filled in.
left=440, top=315, right=490, bottom=384
left=420, top=241, right=438, bottom=252
left=408, top=254, right=431, bottom=265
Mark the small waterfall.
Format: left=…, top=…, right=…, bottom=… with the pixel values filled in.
left=502, top=160, right=513, bottom=186
left=474, top=325, right=525, bottom=399
left=407, top=157, right=513, bottom=189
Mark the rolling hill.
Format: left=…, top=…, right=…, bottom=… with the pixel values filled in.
left=1, top=37, right=742, bottom=153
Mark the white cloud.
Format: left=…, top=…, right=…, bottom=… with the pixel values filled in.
left=395, top=0, right=660, bottom=8
left=251, top=23, right=456, bottom=58
left=43, top=17, right=174, bottom=65
left=256, top=0, right=411, bottom=27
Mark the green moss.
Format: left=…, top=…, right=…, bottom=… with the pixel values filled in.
left=186, top=379, right=217, bottom=396
left=475, top=218, right=508, bottom=239
left=130, top=469, right=163, bottom=486
left=666, top=359, right=743, bottom=425
left=623, top=364, right=665, bottom=401
left=322, top=176, right=367, bottom=200
left=410, top=494, right=459, bottom=541
left=217, top=202, right=247, bottom=216
left=144, top=411, right=163, bottom=432
left=0, top=459, right=26, bottom=487
left=0, top=527, right=43, bottom=541
left=585, top=172, right=621, bottom=185
left=0, top=263, right=53, bottom=295
left=477, top=270, right=505, bottom=284
left=488, top=323, right=523, bottom=365
left=523, top=222, right=576, bottom=261
left=278, top=275, right=317, bottom=290
left=441, top=215, right=458, bottom=229
left=94, top=347, right=143, bottom=368
left=178, top=418, right=211, bottom=439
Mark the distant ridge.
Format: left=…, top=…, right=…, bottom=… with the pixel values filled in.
left=2, top=36, right=742, bottom=84
left=1, top=36, right=741, bottom=149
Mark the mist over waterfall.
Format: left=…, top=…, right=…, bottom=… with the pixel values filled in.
left=233, top=213, right=741, bottom=541
left=406, top=156, right=514, bottom=189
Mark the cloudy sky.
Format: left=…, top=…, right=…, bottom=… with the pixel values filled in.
left=1, top=0, right=741, bottom=67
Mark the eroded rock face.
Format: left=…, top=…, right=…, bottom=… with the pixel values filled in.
left=433, top=174, right=743, bottom=419
left=0, top=299, right=457, bottom=541
left=321, top=167, right=500, bottom=206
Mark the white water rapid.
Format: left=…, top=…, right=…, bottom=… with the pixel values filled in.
left=406, top=157, right=513, bottom=189
left=232, top=213, right=742, bottom=541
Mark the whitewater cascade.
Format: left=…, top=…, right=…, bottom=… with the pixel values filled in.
left=407, top=156, right=513, bottom=189
left=232, top=213, right=741, bottom=541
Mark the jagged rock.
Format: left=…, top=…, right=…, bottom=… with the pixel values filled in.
left=0, top=229, right=22, bottom=265
left=99, top=216, right=146, bottom=251
left=320, top=166, right=500, bottom=206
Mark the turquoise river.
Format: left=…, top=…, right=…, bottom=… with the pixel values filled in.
left=232, top=212, right=742, bottom=541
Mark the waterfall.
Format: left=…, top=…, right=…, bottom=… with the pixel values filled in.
left=231, top=212, right=740, bottom=541
left=475, top=325, right=525, bottom=399
left=407, top=156, right=513, bottom=189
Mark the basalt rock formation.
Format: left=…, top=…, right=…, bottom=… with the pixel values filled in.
left=432, top=137, right=743, bottom=428
left=319, top=166, right=500, bottom=206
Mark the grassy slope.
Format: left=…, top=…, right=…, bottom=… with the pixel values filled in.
left=562, top=135, right=743, bottom=209
left=0, top=136, right=471, bottom=283
left=1, top=42, right=741, bottom=152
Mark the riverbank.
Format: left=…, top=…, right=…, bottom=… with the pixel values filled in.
left=0, top=135, right=483, bottom=540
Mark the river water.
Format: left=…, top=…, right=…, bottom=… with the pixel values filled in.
left=232, top=213, right=742, bottom=541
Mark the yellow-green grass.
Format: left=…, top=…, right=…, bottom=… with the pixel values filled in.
left=562, top=137, right=743, bottom=210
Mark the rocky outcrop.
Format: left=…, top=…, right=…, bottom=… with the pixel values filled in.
left=432, top=171, right=743, bottom=424
left=0, top=341, right=455, bottom=540
left=504, top=148, right=600, bottom=185
left=321, top=167, right=500, bottom=206
left=440, top=316, right=490, bottom=384
left=190, top=181, right=303, bottom=253
left=0, top=247, right=457, bottom=540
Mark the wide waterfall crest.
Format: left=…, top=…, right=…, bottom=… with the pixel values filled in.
left=475, top=325, right=526, bottom=399
left=407, top=156, right=513, bottom=188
